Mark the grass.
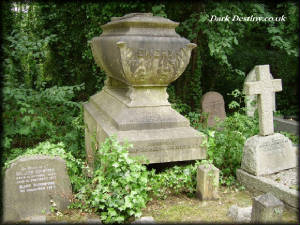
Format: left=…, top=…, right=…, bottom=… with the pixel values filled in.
left=142, top=186, right=298, bottom=223
left=44, top=186, right=298, bottom=223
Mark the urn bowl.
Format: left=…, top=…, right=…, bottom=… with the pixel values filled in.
left=90, top=13, right=196, bottom=87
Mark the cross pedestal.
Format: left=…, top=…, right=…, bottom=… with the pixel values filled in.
left=244, top=65, right=282, bottom=136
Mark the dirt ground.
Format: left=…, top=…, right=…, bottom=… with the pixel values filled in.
left=45, top=186, right=298, bottom=223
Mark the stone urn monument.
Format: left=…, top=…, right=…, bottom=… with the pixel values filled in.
left=84, top=13, right=206, bottom=167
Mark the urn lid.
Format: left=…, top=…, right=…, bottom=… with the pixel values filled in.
left=101, top=13, right=179, bottom=30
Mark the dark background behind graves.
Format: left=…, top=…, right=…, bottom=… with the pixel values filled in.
left=2, top=1, right=299, bottom=115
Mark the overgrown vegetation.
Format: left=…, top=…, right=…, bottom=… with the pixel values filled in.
left=1, top=1, right=299, bottom=223
left=2, top=81, right=85, bottom=162
left=70, top=136, right=150, bottom=223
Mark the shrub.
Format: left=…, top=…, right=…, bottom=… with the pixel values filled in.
left=2, top=81, right=85, bottom=160
left=149, top=161, right=203, bottom=199
left=71, top=136, right=149, bottom=223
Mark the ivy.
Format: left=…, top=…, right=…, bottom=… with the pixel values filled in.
left=71, top=136, right=150, bottom=223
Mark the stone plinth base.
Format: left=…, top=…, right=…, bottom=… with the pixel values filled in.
left=241, top=133, right=297, bottom=176
left=83, top=87, right=206, bottom=168
left=236, top=169, right=299, bottom=210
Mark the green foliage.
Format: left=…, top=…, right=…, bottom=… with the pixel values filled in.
left=203, top=113, right=259, bottom=185
left=2, top=81, right=85, bottom=159
left=279, top=131, right=299, bottom=145
left=2, top=1, right=298, bottom=114
left=72, top=136, right=149, bottom=223
left=152, top=4, right=167, bottom=18
left=267, top=2, right=299, bottom=57
left=4, top=142, right=88, bottom=193
left=3, top=29, right=56, bottom=89
left=149, top=161, right=202, bottom=200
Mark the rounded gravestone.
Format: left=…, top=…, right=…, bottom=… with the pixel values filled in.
left=201, top=91, right=226, bottom=127
left=3, top=155, right=72, bottom=223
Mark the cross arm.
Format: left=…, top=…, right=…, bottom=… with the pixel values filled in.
left=271, top=79, right=282, bottom=92
left=244, top=81, right=262, bottom=95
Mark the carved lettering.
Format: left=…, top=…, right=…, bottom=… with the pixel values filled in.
left=117, top=42, right=196, bottom=84
left=260, top=138, right=289, bottom=152
left=130, top=143, right=201, bottom=152
left=15, top=165, right=57, bottom=193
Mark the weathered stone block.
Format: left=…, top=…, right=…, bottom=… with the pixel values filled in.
left=85, top=13, right=206, bottom=167
left=84, top=87, right=207, bottom=168
left=196, top=163, right=219, bottom=200
left=241, top=133, right=296, bottom=176
left=236, top=169, right=299, bottom=210
left=251, top=192, right=284, bottom=223
left=2, top=155, right=72, bottom=223
left=227, top=205, right=252, bottom=222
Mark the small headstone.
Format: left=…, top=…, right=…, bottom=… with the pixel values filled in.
left=227, top=205, right=252, bottom=222
left=244, top=65, right=276, bottom=117
left=244, top=65, right=282, bottom=136
left=3, top=155, right=72, bottom=223
left=251, top=192, right=284, bottom=223
left=196, top=163, right=219, bottom=200
left=241, top=133, right=296, bottom=176
left=201, top=91, right=226, bottom=127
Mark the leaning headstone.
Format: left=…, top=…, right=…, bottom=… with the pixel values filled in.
left=244, top=65, right=276, bottom=117
left=251, top=192, right=284, bottom=223
left=201, top=91, right=226, bottom=127
left=196, top=163, right=219, bottom=200
left=3, top=155, right=72, bottom=223
left=227, top=205, right=252, bottom=222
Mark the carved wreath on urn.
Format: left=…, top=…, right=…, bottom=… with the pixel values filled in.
left=117, top=42, right=196, bottom=85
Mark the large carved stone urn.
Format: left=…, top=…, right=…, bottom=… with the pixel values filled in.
left=84, top=13, right=206, bottom=167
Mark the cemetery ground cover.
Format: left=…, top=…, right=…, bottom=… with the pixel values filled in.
left=2, top=2, right=299, bottom=224
left=41, top=186, right=299, bottom=223
left=2, top=88, right=299, bottom=223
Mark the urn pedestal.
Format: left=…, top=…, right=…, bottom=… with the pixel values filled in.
left=84, top=13, right=207, bottom=167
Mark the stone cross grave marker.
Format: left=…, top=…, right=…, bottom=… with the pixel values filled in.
left=3, top=155, right=72, bottom=223
left=244, top=65, right=282, bottom=136
left=243, top=66, right=276, bottom=117
left=201, top=91, right=226, bottom=127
